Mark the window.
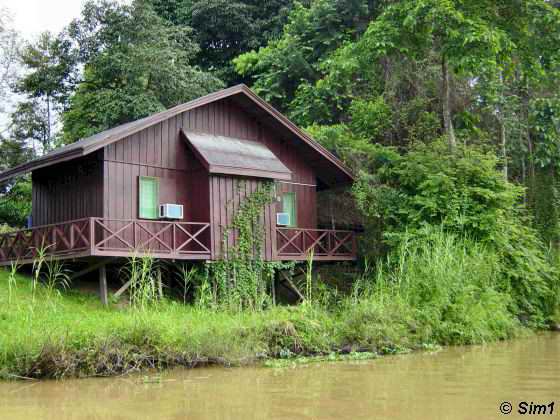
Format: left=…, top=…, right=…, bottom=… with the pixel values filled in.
left=282, top=192, right=297, bottom=227
left=139, top=176, right=159, bottom=219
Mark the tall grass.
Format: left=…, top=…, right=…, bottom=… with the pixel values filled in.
left=27, top=244, right=72, bottom=304
left=342, top=229, right=519, bottom=346
left=120, top=254, right=162, bottom=310
left=176, top=263, right=197, bottom=304
left=7, top=261, right=19, bottom=306
left=304, top=249, right=314, bottom=304
left=0, top=228, right=542, bottom=380
left=42, top=258, right=71, bottom=298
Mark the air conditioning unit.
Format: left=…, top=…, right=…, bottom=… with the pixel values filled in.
left=159, top=204, right=183, bottom=220
left=276, top=212, right=290, bottom=226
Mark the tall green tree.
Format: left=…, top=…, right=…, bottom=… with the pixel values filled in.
left=0, top=8, right=20, bottom=106
left=235, top=0, right=377, bottom=111
left=236, top=0, right=560, bottom=248
left=16, top=31, right=77, bottom=150
left=10, top=100, right=51, bottom=154
left=62, top=0, right=223, bottom=142
left=149, top=0, right=297, bottom=84
left=331, top=0, right=517, bottom=151
left=0, top=134, right=33, bottom=227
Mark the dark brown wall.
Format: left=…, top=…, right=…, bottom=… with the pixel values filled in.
left=196, top=99, right=317, bottom=258
left=208, top=177, right=317, bottom=260
left=31, top=97, right=319, bottom=260
left=102, top=97, right=317, bottom=224
left=103, top=119, right=197, bottom=222
left=208, top=176, right=271, bottom=259
left=101, top=98, right=318, bottom=259
left=31, top=152, right=104, bottom=226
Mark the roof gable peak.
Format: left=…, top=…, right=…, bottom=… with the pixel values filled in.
left=0, top=85, right=353, bottom=185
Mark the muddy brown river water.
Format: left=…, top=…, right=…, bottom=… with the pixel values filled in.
left=0, top=333, right=558, bottom=419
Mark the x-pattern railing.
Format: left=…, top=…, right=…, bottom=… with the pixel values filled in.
left=0, top=218, right=212, bottom=263
left=0, top=218, right=91, bottom=263
left=275, top=227, right=356, bottom=259
left=0, top=218, right=355, bottom=264
left=91, top=218, right=211, bottom=256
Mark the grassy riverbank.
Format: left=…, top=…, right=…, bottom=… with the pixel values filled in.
left=3, top=231, right=549, bottom=379
left=0, top=272, right=521, bottom=380
left=2, top=227, right=558, bottom=380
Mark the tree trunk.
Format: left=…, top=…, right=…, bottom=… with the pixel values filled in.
left=498, top=115, right=508, bottom=180
left=521, top=157, right=526, bottom=205
left=46, top=95, right=51, bottom=152
left=442, top=55, right=457, bottom=152
left=521, top=77, right=536, bottom=212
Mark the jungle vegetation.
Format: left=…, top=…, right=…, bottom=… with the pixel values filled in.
left=0, top=0, right=559, bottom=378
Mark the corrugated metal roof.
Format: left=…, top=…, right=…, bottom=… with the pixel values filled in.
left=0, top=84, right=353, bottom=185
left=183, top=130, right=292, bottom=181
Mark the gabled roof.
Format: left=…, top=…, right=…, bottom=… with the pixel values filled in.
left=183, top=130, right=292, bottom=181
left=0, top=85, right=353, bottom=185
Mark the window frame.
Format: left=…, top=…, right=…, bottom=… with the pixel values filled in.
left=138, top=176, right=160, bottom=220
left=282, top=192, right=297, bottom=228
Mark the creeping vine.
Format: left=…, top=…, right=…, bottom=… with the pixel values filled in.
left=208, top=180, right=291, bottom=311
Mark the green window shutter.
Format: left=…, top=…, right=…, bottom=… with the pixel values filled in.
left=282, top=192, right=297, bottom=227
left=139, top=176, right=159, bottom=219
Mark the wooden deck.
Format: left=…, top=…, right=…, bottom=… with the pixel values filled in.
left=274, top=227, right=356, bottom=261
left=0, top=218, right=356, bottom=265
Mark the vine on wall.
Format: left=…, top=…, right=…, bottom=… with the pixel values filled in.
left=208, top=180, right=291, bottom=311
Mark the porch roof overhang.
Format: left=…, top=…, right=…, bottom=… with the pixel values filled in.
left=182, top=130, right=292, bottom=181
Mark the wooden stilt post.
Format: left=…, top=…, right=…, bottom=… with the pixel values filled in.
left=99, top=264, right=108, bottom=306
left=280, top=270, right=304, bottom=302
left=114, top=279, right=132, bottom=299
left=157, top=271, right=163, bottom=299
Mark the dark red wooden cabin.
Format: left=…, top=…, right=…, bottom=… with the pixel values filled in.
left=0, top=85, right=356, bottom=268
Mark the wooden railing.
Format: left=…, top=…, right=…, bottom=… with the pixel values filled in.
left=0, top=220, right=356, bottom=264
left=91, top=218, right=211, bottom=258
left=275, top=227, right=356, bottom=260
left=0, top=218, right=212, bottom=264
left=0, top=218, right=92, bottom=263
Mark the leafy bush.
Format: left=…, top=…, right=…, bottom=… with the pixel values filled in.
left=353, top=140, right=559, bottom=325
left=0, top=178, right=31, bottom=228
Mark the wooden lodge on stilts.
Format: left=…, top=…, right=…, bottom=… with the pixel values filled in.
left=0, top=85, right=356, bottom=303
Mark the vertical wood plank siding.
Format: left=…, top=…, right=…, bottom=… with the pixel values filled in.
left=31, top=152, right=104, bottom=226
left=103, top=98, right=318, bottom=259
left=31, top=97, right=318, bottom=260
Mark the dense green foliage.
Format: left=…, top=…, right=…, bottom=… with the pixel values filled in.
left=148, top=0, right=296, bottom=84
left=0, top=179, right=31, bottom=227
left=234, top=0, right=377, bottom=114
left=349, top=230, right=519, bottom=346
left=0, top=0, right=559, bottom=353
left=61, top=0, right=223, bottom=142
left=236, top=0, right=560, bottom=239
left=15, top=32, right=76, bottom=151
left=235, top=0, right=560, bottom=323
left=353, top=141, right=559, bottom=324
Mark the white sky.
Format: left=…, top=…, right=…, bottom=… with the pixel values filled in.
left=0, top=0, right=129, bottom=133
left=1, top=0, right=129, bottom=40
